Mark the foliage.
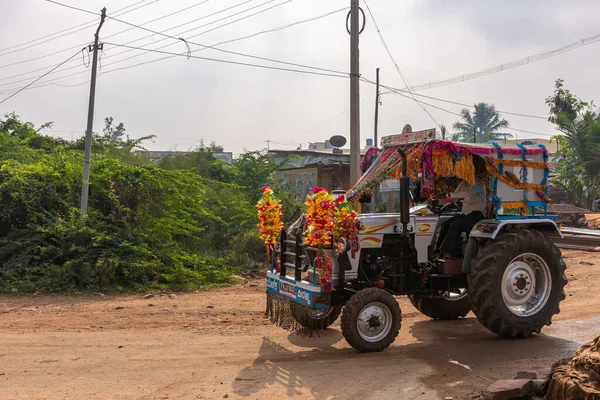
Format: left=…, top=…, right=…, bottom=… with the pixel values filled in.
left=547, top=80, right=600, bottom=210
left=0, top=114, right=277, bottom=293
left=102, top=117, right=126, bottom=142
left=452, top=103, right=512, bottom=143
left=545, top=79, right=593, bottom=122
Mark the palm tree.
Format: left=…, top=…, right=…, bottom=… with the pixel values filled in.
left=554, top=111, right=600, bottom=210
left=452, top=103, right=512, bottom=143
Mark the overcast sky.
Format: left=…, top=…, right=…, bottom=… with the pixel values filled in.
left=1, top=0, right=598, bottom=154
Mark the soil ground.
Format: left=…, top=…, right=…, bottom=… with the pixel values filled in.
left=1, top=249, right=599, bottom=400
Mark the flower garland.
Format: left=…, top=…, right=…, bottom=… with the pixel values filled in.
left=256, top=186, right=283, bottom=268
left=305, top=187, right=336, bottom=291
left=333, top=195, right=360, bottom=258
left=304, top=187, right=336, bottom=247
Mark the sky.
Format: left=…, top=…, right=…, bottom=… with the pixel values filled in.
left=0, top=0, right=599, bottom=155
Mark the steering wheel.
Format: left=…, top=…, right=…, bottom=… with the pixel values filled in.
left=428, top=200, right=459, bottom=215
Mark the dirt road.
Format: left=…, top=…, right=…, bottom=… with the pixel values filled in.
left=1, top=249, right=600, bottom=400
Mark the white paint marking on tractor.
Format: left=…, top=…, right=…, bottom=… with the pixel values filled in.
left=448, top=360, right=472, bottom=370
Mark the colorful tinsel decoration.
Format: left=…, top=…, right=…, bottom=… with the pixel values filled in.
left=256, top=186, right=283, bottom=268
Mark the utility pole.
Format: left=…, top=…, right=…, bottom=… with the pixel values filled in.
left=80, top=8, right=107, bottom=215
left=473, top=126, right=477, bottom=143
left=349, top=0, right=361, bottom=185
left=373, top=68, right=380, bottom=147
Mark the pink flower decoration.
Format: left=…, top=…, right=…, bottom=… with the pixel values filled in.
left=262, top=186, right=269, bottom=192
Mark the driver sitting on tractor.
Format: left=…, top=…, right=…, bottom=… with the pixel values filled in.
left=437, top=170, right=488, bottom=259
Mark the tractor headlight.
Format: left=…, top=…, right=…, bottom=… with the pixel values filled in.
left=335, top=238, right=350, bottom=257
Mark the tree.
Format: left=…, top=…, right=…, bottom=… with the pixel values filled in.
left=545, top=79, right=591, bottom=122
left=439, top=124, right=447, bottom=140
left=452, top=103, right=511, bottom=143
left=547, top=79, right=600, bottom=210
left=159, top=141, right=232, bottom=182
left=102, top=117, right=126, bottom=142
left=552, top=113, right=600, bottom=210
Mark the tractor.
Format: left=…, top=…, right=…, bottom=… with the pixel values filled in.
left=265, top=128, right=567, bottom=352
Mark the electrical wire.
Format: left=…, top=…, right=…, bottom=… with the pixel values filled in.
left=45, top=0, right=99, bottom=16
left=105, top=8, right=348, bottom=76
left=0, top=0, right=153, bottom=55
left=0, top=0, right=269, bottom=83
left=404, top=34, right=600, bottom=93
left=0, top=49, right=82, bottom=105
left=212, top=7, right=348, bottom=48
left=380, top=83, right=556, bottom=137
left=0, top=0, right=266, bottom=85
left=102, top=41, right=350, bottom=78
left=0, top=0, right=297, bottom=90
left=0, top=0, right=158, bottom=70
left=363, top=0, right=440, bottom=128
left=0, top=0, right=215, bottom=82
left=377, top=84, right=547, bottom=120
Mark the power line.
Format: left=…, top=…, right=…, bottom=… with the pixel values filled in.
left=0, top=0, right=216, bottom=84
left=0, top=0, right=298, bottom=91
left=0, top=0, right=153, bottom=55
left=104, top=9, right=348, bottom=76
left=0, top=0, right=274, bottom=84
left=0, top=0, right=158, bottom=70
left=45, top=0, right=99, bottom=16
left=363, top=0, right=440, bottom=129
left=102, top=41, right=350, bottom=78
left=404, top=33, right=600, bottom=93
left=213, top=7, right=348, bottom=47
left=378, top=84, right=547, bottom=120
left=0, top=49, right=82, bottom=105
left=380, top=84, right=556, bottom=138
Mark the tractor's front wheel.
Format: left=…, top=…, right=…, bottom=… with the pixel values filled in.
left=292, top=305, right=342, bottom=329
left=467, top=229, right=567, bottom=338
left=341, top=288, right=401, bottom=352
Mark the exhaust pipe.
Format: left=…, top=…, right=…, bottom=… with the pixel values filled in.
left=397, top=148, right=409, bottom=237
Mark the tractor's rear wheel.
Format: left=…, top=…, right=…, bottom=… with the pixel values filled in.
left=292, top=305, right=342, bottom=329
left=467, top=229, right=567, bottom=338
left=408, top=290, right=471, bottom=320
left=341, top=288, right=401, bottom=352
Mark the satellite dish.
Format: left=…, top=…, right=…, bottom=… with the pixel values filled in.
left=329, top=135, right=347, bottom=148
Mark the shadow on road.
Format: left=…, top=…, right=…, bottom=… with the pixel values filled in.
left=232, top=317, right=580, bottom=398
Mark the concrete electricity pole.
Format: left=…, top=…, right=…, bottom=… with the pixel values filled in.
left=349, top=0, right=361, bottom=185
left=80, top=8, right=107, bottom=215
left=373, top=67, right=380, bottom=147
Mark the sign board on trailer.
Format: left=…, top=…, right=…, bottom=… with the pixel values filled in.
left=381, top=128, right=436, bottom=146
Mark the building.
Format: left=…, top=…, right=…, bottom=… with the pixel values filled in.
left=139, top=150, right=234, bottom=164
left=270, top=147, right=366, bottom=203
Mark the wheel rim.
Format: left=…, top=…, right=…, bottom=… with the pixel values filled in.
left=307, top=307, right=334, bottom=320
left=501, top=253, right=552, bottom=317
left=357, top=302, right=393, bottom=342
left=444, top=288, right=468, bottom=302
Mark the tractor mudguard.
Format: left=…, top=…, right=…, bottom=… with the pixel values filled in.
left=462, top=218, right=563, bottom=273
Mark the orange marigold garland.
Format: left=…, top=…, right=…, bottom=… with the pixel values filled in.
left=256, top=186, right=283, bottom=269
left=333, top=195, right=360, bottom=258
left=304, top=187, right=336, bottom=291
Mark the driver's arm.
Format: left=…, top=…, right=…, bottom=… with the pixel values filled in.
left=450, top=182, right=472, bottom=200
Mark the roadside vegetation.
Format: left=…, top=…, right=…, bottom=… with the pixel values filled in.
left=0, top=114, right=296, bottom=293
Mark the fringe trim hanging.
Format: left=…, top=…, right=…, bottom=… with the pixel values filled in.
left=265, top=292, right=330, bottom=337
left=433, top=151, right=453, bottom=177
left=454, top=154, right=475, bottom=185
